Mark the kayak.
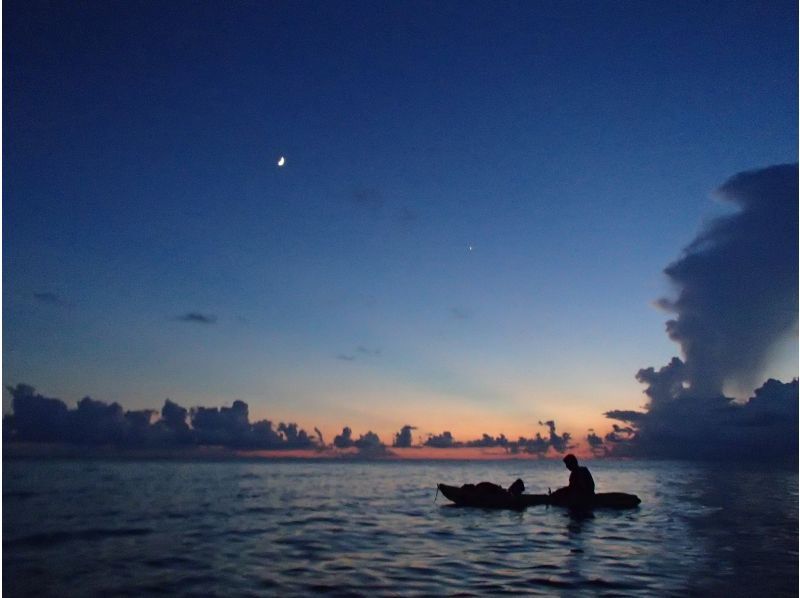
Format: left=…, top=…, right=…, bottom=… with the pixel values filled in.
left=437, top=483, right=641, bottom=510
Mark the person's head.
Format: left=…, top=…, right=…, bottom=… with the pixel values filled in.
left=563, top=454, right=579, bottom=471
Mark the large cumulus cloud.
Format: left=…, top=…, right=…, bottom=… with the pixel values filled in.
left=657, top=164, right=797, bottom=397
left=603, top=379, right=798, bottom=459
left=603, top=164, right=798, bottom=460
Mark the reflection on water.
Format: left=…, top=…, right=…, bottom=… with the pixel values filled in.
left=3, top=459, right=797, bottom=596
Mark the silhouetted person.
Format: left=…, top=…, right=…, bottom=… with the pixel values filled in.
left=551, top=454, right=594, bottom=507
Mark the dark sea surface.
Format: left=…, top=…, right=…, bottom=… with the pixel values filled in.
left=3, top=458, right=797, bottom=596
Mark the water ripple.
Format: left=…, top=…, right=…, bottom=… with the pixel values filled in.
left=5, top=527, right=153, bottom=548
left=3, top=459, right=797, bottom=596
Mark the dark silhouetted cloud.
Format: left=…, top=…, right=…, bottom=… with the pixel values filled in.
left=424, top=431, right=458, bottom=448
left=504, top=421, right=573, bottom=456
left=71, top=396, right=126, bottom=444
left=606, top=379, right=798, bottom=460
left=422, top=421, right=572, bottom=455
left=191, top=401, right=250, bottom=446
left=333, top=426, right=355, bottom=448
left=176, top=312, right=217, bottom=324
left=314, top=427, right=324, bottom=446
left=6, top=384, right=69, bottom=442
left=353, top=430, right=391, bottom=456
left=586, top=430, right=606, bottom=456
left=5, top=382, right=580, bottom=458
left=331, top=427, right=391, bottom=456
left=538, top=420, right=572, bottom=453
left=124, top=409, right=158, bottom=444
left=161, top=399, right=191, bottom=437
left=603, top=410, right=647, bottom=425
left=3, top=384, right=317, bottom=450
left=605, top=164, right=799, bottom=461
left=393, top=425, right=416, bottom=447
left=353, top=431, right=382, bottom=450
left=465, top=433, right=509, bottom=448
left=277, top=422, right=314, bottom=448
left=251, top=419, right=285, bottom=447
left=510, top=434, right=549, bottom=455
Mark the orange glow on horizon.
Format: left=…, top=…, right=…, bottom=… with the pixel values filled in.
left=236, top=444, right=597, bottom=461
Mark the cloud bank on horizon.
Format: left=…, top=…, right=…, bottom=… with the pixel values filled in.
left=601, top=164, right=798, bottom=460
left=3, top=384, right=573, bottom=457
left=3, top=384, right=316, bottom=451
left=421, top=420, right=573, bottom=456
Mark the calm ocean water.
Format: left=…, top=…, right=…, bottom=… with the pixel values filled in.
left=3, top=458, right=797, bottom=596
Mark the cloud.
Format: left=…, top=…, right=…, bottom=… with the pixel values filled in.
left=5, top=384, right=69, bottom=442
left=465, top=433, right=509, bottom=448
left=333, top=426, right=355, bottom=448
left=539, top=420, right=572, bottom=453
left=191, top=401, right=250, bottom=446
left=4, top=383, right=579, bottom=458
left=250, top=419, right=285, bottom=447
left=353, top=431, right=382, bottom=450
left=424, top=431, right=458, bottom=448
left=354, top=430, right=392, bottom=456
left=124, top=409, right=159, bottom=444
left=33, top=292, right=65, bottom=305
left=503, top=421, right=573, bottom=456
left=276, top=422, right=314, bottom=448
left=586, top=430, right=606, bottom=456
left=71, top=396, right=127, bottom=444
left=603, top=410, right=647, bottom=424
left=606, top=379, right=798, bottom=460
left=356, top=346, right=381, bottom=356
left=393, top=425, right=416, bottom=448
left=160, top=399, right=191, bottom=439
left=350, top=188, right=383, bottom=213
left=331, top=427, right=391, bottom=456
left=176, top=312, right=217, bottom=324
left=3, top=384, right=317, bottom=450
left=657, top=163, right=798, bottom=396
left=337, top=346, right=381, bottom=362
left=419, top=420, right=573, bottom=455
left=605, top=164, right=799, bottom=461
left=449, top=307, right=471, bottom=320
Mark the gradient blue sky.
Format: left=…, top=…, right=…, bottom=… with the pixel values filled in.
left=4, top=0, right=797, bottom=445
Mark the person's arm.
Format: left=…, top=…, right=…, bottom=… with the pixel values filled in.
left=568, top=470, right=577, bottom=489
left=584, top=469, right=595, bottom=494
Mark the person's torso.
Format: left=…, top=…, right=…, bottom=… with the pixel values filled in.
left=570, top=467, right=595, bottom=494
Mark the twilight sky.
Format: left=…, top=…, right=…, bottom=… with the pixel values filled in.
left=4, top=0, right=797, bottom=449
